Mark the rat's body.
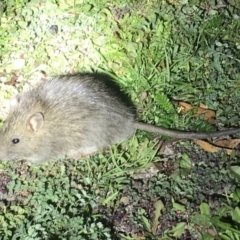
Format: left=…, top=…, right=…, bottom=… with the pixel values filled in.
left=0, top=73, right=239, bottom=163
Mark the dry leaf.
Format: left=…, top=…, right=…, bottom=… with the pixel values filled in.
left=130, top=166, right=159, bottom=179
left=194, top=139, right=233, bottom=155
left=178, top=101, right=216, bottom=124
left=20, top=190, right=30, bottom=197
left=199, top=103, right=208, bottom=108
left=214, top=139, right=240, bottom=149
left=4, top=74, right=18, bottom=86
left=120, top=196, right=129, bottom=205
left=76, top=184, right=83, bottom=189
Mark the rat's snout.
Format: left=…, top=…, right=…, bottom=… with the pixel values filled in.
left=0, top=150, right=20, bottom=161
left=0, top=145, right=17, bottom=161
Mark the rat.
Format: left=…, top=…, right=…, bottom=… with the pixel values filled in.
left=0, top=72, right=239, bottom=163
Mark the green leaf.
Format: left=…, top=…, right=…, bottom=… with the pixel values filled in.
left=141, top=214, right=151, bottom=233
left=211, top=216, right=240, bottom=234
left=232, top=188, right=240, bottom=202
left=170, top=222, right=186, bottom=238
left=18, top=20, right=28, bottom=28
left=179, top=153, right=191, bottom=169
left=200, top=203, right=210, bottom=216
left=155, top=92, right=175, bottom=112
left=172, top=202, right=186, bottom=212
left=231, top=207, right=240, bottom=224
left=82, top=4, right=93, bottom=13
left=230, top=166, right=240, bottom=180
left=152, top=200, right=164, bottom=235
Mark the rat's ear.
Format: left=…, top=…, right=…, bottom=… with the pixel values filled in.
left=28, top=112, right=44, bottom=132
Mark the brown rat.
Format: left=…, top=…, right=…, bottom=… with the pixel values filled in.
left=0, top=73, right=240, bottom=163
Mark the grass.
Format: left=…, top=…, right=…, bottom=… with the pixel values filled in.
left=0, top=0, right=240, bottom=239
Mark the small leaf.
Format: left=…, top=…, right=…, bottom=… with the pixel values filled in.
left=172, top=202, right=186, bottom=212
left=179, top=153, right=191, bottom=169
left=170, top=222, right=186, bottom=238
left=141, top=214, right=151, bottom=232
left=18, top=20, right=28, bottom=28
left=232, top=188, right=240, bottom=202
left=102, top=191, right=118, bottom=204
left=120, top=196, right=129, bottom=205
left=200, top=203, right=210, bottom=216
left=232, top=207, right=240, bottom=224
left=230, top=166, right=240, bottom=180
left=152, top=200, right=164, bottom=235
left=82, top=4, right=93, bottom=12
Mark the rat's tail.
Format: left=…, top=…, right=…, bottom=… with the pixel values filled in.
left=134, top=122, right=240, bottom=139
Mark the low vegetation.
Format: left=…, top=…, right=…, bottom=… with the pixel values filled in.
left=0, top=0, right=240, bottom=239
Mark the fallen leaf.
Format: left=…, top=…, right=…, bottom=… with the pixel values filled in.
left=4, top=74, right=18, bottom=86
left=130, top=166, right=159, bottom=179
left=120, top=196, right=129, bottom=205
left=178, top=101, right=216, bottom=124
left=76, top=184, right=83, bottom=189
left=194, top=139, right=233, bottom=155
left=20, top=190, right=30, bottom=197
left=214, top=139, right=240, bottom=149
left=199, top=103, right=209, bottom=108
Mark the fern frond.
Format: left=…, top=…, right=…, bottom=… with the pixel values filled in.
left=155, top=92, right=175, bottom=112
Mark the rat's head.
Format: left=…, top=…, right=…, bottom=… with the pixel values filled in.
left=0, top=95, right=50, bottom=163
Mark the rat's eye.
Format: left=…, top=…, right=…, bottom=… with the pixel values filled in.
left=12, top=138, right=20, bottom=144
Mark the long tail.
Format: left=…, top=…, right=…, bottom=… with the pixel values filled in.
left=134, top=122, right=240, bottom=139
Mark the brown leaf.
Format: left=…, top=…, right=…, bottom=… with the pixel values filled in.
left=20, top=190, right=30, bottom=197
left=214, top=139, right=240, bottom=149
left=194, top=139, right=233, bottom=155
left=4, top=74, right=18, bottom=86
left=178, top=101, right=216, bottom=124
left=120, top=196, right=129, bottom=205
